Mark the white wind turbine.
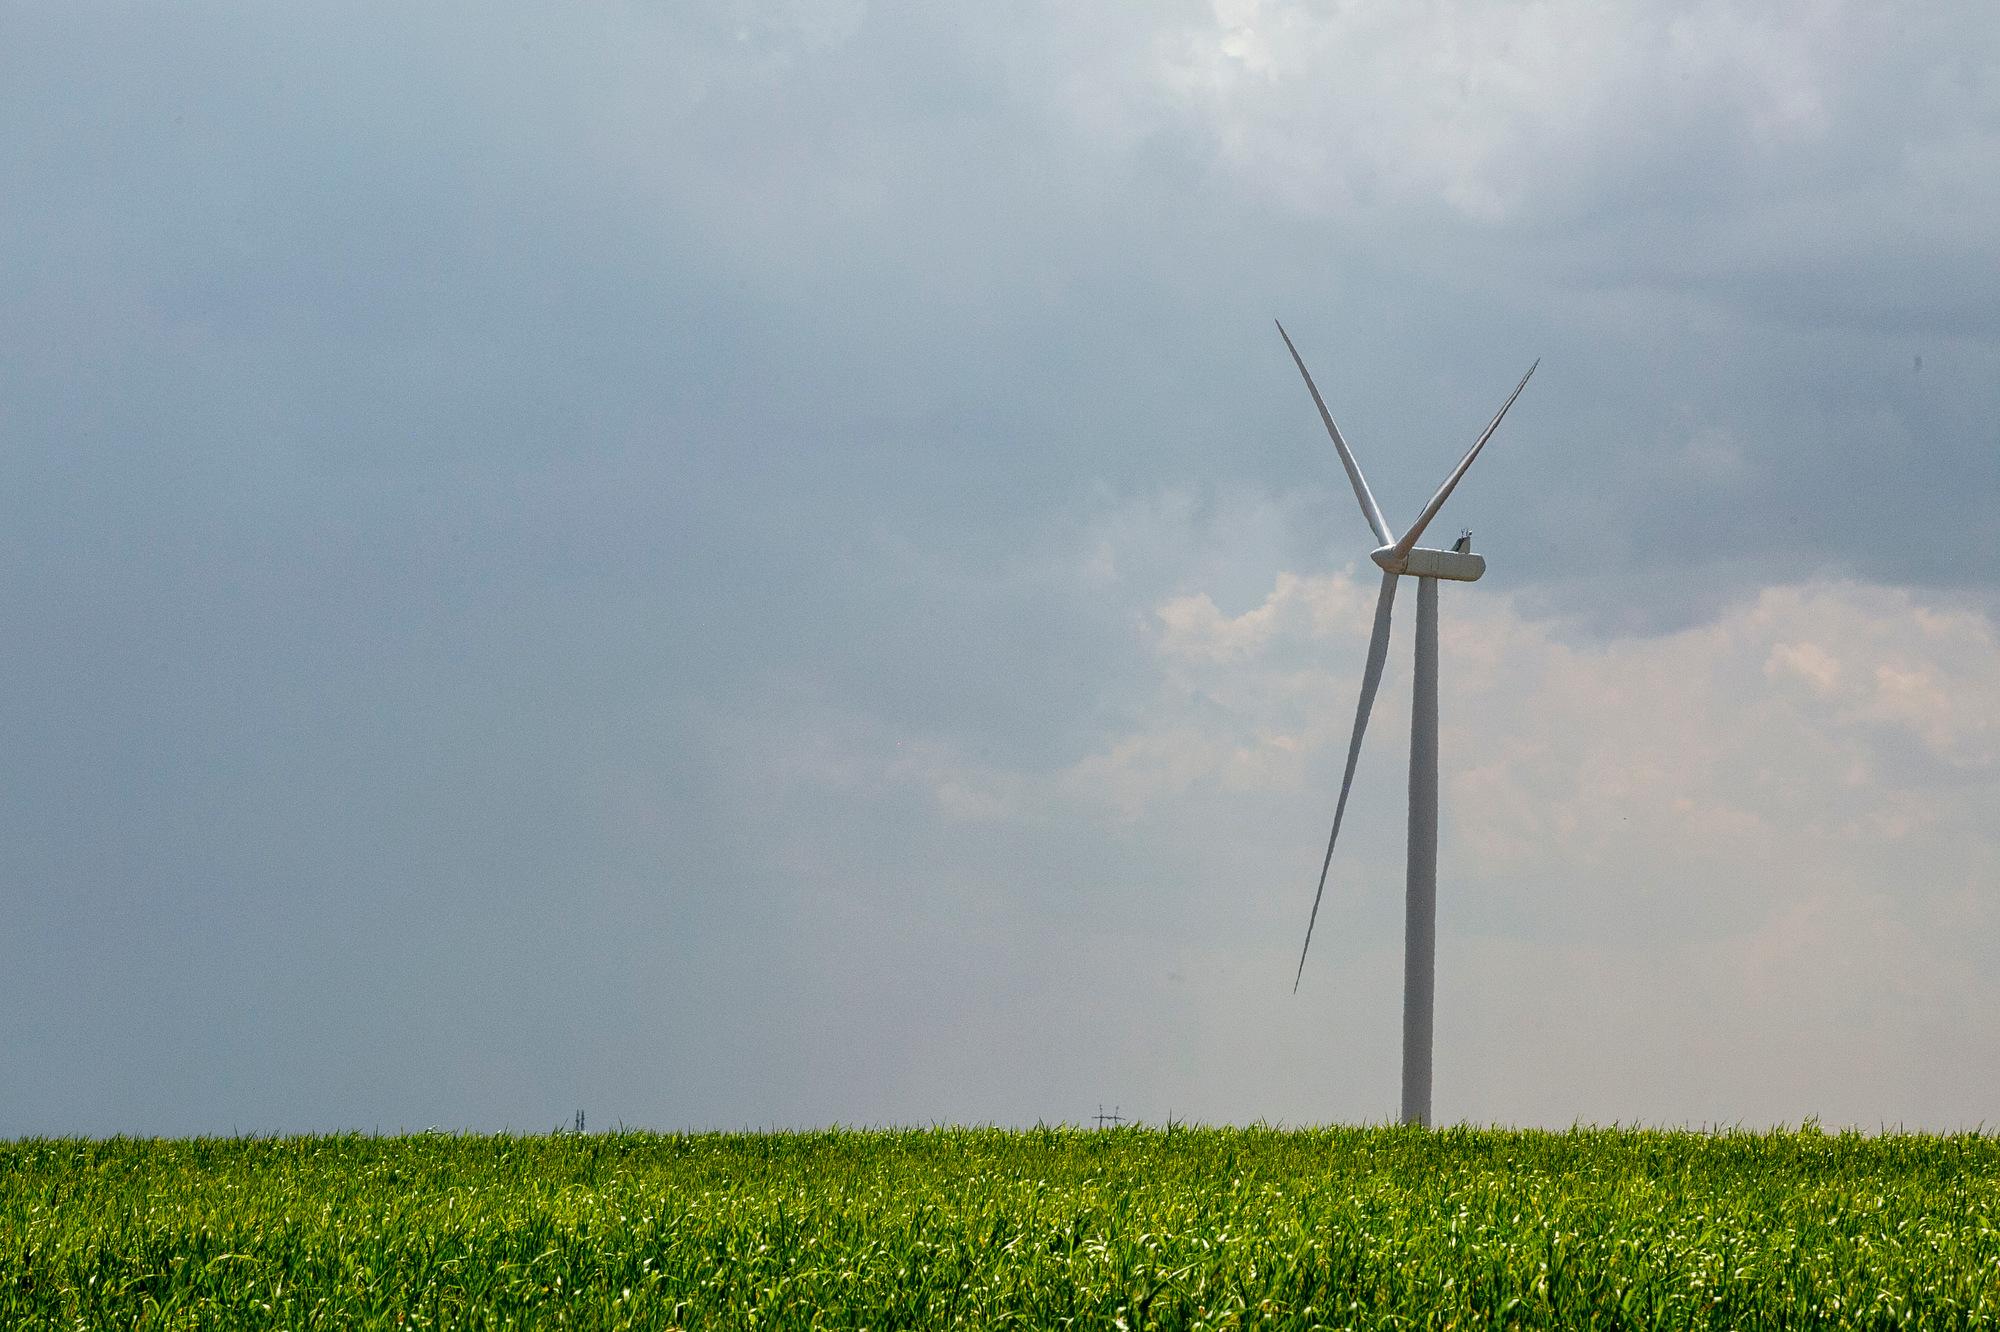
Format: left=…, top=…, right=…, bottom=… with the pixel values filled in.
left=1276, top=321, right=1537, bottom=1129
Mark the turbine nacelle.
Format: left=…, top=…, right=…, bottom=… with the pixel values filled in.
left=1369, top=545, right=1486, bottom=582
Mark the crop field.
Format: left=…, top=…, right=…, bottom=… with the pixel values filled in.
left=5, top=1126, right=1999, bottom=1329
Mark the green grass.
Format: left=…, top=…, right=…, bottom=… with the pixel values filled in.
left=5, top=1125, right=1999, bottom=1328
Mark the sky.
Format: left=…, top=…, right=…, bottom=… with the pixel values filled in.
left=3, top=1, right=1997, bottom=1136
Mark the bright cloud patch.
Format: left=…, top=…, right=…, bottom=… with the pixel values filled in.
left=1055, top=570, right=2000, bottom=1124
left=1146, top=1, right=1969, bottom=223
left=1092, top=571, right=1999, bottom=889
left=746, top=557, right=2000, bottom=1126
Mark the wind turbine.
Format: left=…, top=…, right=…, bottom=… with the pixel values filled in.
left=1276, top=321, right=1537, bottom=1129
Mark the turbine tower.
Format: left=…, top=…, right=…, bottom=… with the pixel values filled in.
left=1276, top=321, right=1537, bottom=1128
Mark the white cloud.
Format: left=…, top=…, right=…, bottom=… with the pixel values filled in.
left=1147, top=0, right=1866, bottom=223
left=1128, top=572, right=2000, bottom=1120
left=1032, top=566, right=1998, bottom=1123
left=733, top=554, right=2000, bottom=1125
left=1085, top=0, right=2000, bottom=330
left=1098, top=570, right=2000, bottom=861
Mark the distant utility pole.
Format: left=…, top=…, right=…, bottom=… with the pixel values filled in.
left=1094, top=1104, right=1125, bottom=1129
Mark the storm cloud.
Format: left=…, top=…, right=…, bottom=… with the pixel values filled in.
left=2, top=1, right=1996, bottom=1134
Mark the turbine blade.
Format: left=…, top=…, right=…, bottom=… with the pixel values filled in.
left=1276, top=321, right=1392, bottom=546
left=1295, top=569, right=1399, bottom=992
left=1391, top=359, right=1538, bottom=560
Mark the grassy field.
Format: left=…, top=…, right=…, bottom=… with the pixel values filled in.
left=5, top=1125, right=1999, bottom=1329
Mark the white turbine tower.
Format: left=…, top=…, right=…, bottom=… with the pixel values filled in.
left=1276, top=321, right=1537, bottom=1129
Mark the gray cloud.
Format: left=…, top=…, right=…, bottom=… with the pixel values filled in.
left=2, top=1, right=1996, bottom=1133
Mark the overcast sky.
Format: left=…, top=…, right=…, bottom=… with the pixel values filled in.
left=5, top=1, right=1998, bottom=1136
